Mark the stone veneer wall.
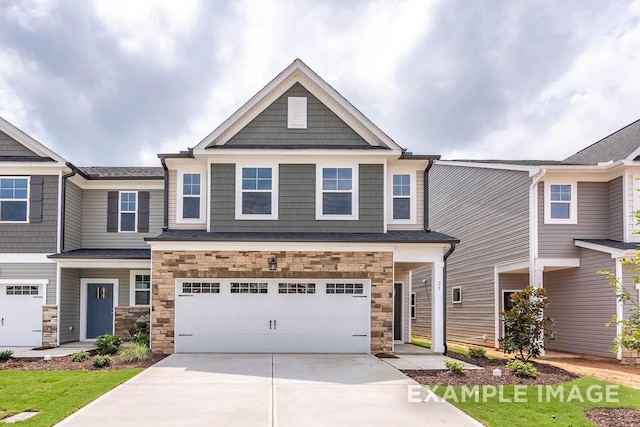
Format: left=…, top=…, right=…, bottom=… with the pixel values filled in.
left=115, top=306, right=151, bottom=339
left=42, top=305, right=58, bottom=348
left=152, top=250, right=394, bottom=355
left=621, top=349, right=640, bottom=365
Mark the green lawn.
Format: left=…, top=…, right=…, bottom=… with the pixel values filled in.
left=411, top=337, right=499, bottom=358
left=431, top=377, right=640, bottom=427
left=0, top=369, right=142, bottom=426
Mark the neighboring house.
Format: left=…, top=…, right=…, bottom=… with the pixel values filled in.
left=412, top=119, right=640, bottom=361
left=146, top=59, right=458, bottom=355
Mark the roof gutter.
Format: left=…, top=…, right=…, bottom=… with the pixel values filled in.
left=60, top=162, right=78, bottom=252
left=160, top=156, right=169, bottom=231
left=423, top=158, right=435, bottom=232
left=442, top=242, right=456, bottom=355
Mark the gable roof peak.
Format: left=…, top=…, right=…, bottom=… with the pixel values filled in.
left=563, top=118, right=640, bottom=165
left=0, top=115, right=66, bottom=164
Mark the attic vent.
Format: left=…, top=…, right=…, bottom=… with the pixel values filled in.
left=287, top=97, right=307, bottom=129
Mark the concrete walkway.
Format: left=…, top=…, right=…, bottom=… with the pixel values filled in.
left=55, top=354, right=482, bottom=427
left=5, top=342, right=96, bottom=358
left=384, top=354, right=481, bottom=371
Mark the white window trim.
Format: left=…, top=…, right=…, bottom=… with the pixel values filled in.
left=0, top=176, right=30, bottom=223
left=177, top=170, right=206, bottom=224
left=316, top=164, right=359, bottom=221
left=129, top=270, right=151, bottom=306
left=410, top=291, right=416, bottom=319
left=388, top=170, right=417, bottom=224
left=118, top=190, right=138, bottom=233
left=452, top=286, right=462, bottom=304
left=287, top=97, right=307, bottom=129
left=544, top=181, right=578, bottom=224
left=235, top=164, right=279, bottom=220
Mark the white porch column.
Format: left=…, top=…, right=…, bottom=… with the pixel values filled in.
left=431, top=261, right=445, bottom=353
left=532, top=264, right=545, bottom=356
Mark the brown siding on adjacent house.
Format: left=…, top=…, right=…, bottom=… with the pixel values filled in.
left=607, top=176, right=624, bottom=241
left=411, top=265, right=432, bottom=339
left=544, top=248, right=617, bottom=358
left=538, top=182, right=608, bottom=258
left=429, top=165, right=530, bottom=347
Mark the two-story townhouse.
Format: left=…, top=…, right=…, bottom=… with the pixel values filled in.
left=0, top=116, right=67, bottom=348
left=412, top=119, right=640, bottom=362
left=147, top=59, right=458, bottom=355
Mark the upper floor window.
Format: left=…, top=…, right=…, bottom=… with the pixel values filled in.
left=236, top=166, right=278, bottom=220
left=544, top=181, right=577, bottom=224
left=119, top=191, right=137, bottom=232
left=177, top=171, right=205, bottom=223
left=317, top=166, right=358, bottom=220
left=392, top=173, right=412, bottom=221
left=0, top=177, right=29, bottom=222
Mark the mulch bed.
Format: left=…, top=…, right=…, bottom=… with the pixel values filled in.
left=403, top=352, right=578, bottom=386
left=586, top=408, right=640, bottom=427
left=0, top=352, right=166, bottom=371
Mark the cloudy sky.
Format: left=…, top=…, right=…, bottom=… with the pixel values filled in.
left=1, top=0, right=639, bottom=166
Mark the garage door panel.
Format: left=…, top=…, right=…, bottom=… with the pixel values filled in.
left=0, top=285, right=43, bottom=347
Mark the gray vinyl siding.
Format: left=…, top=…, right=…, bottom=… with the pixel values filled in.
left=81, top=189, right=163, bottom=248
left=0, top=130, right=39, bottom=156
left=544, top=248, right=617, bottom=358
left=411, top=265, right=432, bottom=339
left=210, top=163, right=383, bottom=232
left=60, top=268, right=80, bottom=343
left=538, top=182, right=607, bottom=258
left=607, top=177, right=624, bottom=241
left=430, top=165, right=530, bottom=347
left=0, top=262, right=57, bottom=305
left=80, top=268, right=131, bottom=307
left=64, top=181, right=82, bottom=251
left=224, top=83, right=369, bottom=147
left=0, top=175, right=58, bottom=253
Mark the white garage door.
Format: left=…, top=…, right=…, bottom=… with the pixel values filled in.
left=175, top=279, right=370, bottom=353
left=0, top=284, right=43, bottom=347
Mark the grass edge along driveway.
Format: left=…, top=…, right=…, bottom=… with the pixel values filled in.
left=431, top=377, right=640, bottom=427
left=0, top=369, right=142, bottom=427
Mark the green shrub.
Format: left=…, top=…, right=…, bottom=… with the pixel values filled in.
left=131, top=332, right=150, bottom=347
left=507, top=359, right=538, bottom=378
left=93, top=355, right=111, bottom=368
left=119, top=344, right=151, bottom=363
left=467, top=347, right=487, bottom=358
left=96, top=334, right=122, bottom=355
left=0, top=349, right=14, bottom=362
left=444, top=360, right=466, bottom=375
left=71, top=350, right=89, bottom=362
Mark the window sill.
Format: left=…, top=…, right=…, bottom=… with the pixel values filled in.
left=176, top=218, right=206, bottom=224
left=0, top=220, right=29, bottom=224
left=235, top=214, right=278, bottom=221
left=544, top=218, right=577, bottom=225
left=388, top=219, right=416, bottom=225
left=316, top=214, right=359, bottom=221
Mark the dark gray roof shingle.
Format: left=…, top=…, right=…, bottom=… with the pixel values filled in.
left=564, top=119, right=640, bottom=165
left=77, top=166, right=164, bottom=179
left=146, top=230, right=458, bottom=243
left=48, top=249, right=151, bottom=259
left=575, top=239, right=639, bottom=251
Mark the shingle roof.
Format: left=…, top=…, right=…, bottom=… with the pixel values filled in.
left=146, top=230, right=459, bottom=243
left=48, top=249, right=151, bottom=259
left=76, top=166, right=164, bottom=179
left=564, top=119, right=640, bottom=165
left=575, top=239, right=639, bottom=251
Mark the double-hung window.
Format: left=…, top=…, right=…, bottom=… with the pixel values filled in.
left=0, top=177, right=28, bottom=222
left=177, top=171, right=205, bottom=223
left=119, top=191, right=137, bottom=232
left=130, top=271, right=151, bottom=306
left=544, top=181, right=577, bottom=224
left=317, top=166, right=358, bottom=220
left=236, top=166, right=278, bottom=219
left=392, top=174, right=412, bottom=221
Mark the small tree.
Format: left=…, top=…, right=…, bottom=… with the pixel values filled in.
left=499, top=286, right=554, bottom=362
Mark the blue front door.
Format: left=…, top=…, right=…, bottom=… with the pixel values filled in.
left=87, top=283, right=114, bottom=339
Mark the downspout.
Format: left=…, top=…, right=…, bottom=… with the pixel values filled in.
left=160, top=156, right=169, bottom=231
left=423, top=159, right=435, bottom=231
left=60, top=162, right=77, bottom=253
left=442, top=242, right=457, bottom=355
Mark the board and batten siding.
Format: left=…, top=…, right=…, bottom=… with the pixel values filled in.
left=544, top=248, right=616, bottom=358
left=387, top=170, right=424, bottom=231
left=538, top=182, right=607, bottom=258
left=59, top=268, right=80, bottom=343
left=224, top=83, right=369, bottom=147
left=210, top=163, right=384, bottom=233
left=81, top=189, right=163, bottom=248
left=607, top=176, right=624, bottom=241
left=0, top=130, right=39, bottom=156
left=64, top=181, right=82, bottom=251
left=0, top=175, right=58, bottom=253
left=0, top=262, right=57, bottom=305
left=429, top=165, right=530, bottom=347
left=411, top=265, right=432, bottom=339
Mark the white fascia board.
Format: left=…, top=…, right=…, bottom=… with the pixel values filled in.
left=535, top=257, right=580, bottom=269
left=192, top=148, right=399, bottom=158
left=435, top=160, right=540, bottom=173
left=0, top=116, right=67, bottom=164
left=53, top=259, right=151, bottom=269
left=192, top=59, right=403, bottom=152
left=574, top=240, right=638, bottom=258
left=0, top=254, right=55, bottom=263
left=0, top=165, right=68, bottom=174
left=0, top=278, right=49, bottom=285
left=495, top=259, right=529, bottom=274
left=74, top=179, right=164, bottom=190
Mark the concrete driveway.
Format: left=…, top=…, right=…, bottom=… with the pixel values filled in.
left=55, top=354, right=481, bottom=427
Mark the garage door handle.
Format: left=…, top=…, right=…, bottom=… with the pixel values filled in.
left=353, top=295, right=367, bottom=298
left=352, top=334, right=367, bottom=337
left=274, top=320, right=277, bottom=329
left=1, top=317, right=3, bottom=326
left=269, top=320, right=272, bottom=329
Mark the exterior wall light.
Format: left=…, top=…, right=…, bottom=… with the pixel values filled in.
left=269, top=256, right=277, bottom=271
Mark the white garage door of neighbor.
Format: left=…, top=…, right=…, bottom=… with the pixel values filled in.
left=175, top=279, right=370, bottom=353
left=0, top=284, right=43, bottom=347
